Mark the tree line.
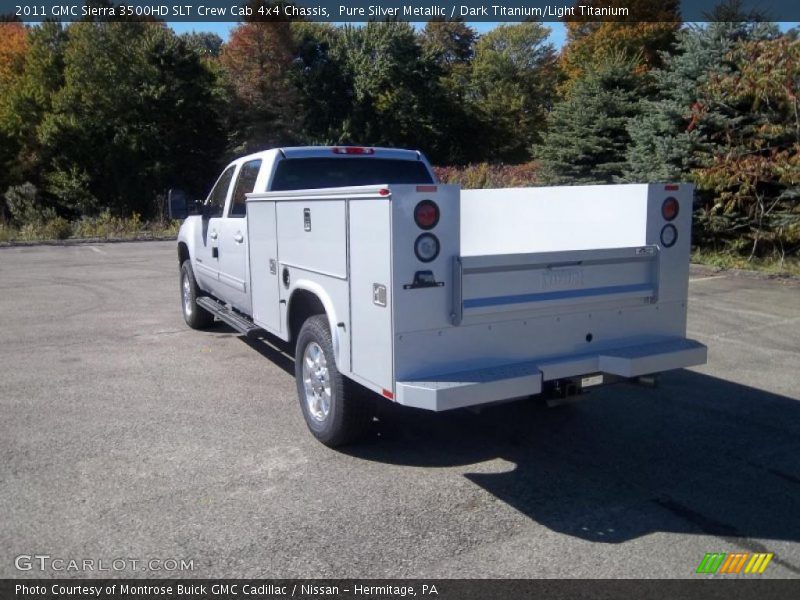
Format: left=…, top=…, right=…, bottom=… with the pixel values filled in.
left=0, top=0, right=798, bottom=259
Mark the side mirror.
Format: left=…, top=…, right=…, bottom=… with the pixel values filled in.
left=168, top=188, right=188, bottom=220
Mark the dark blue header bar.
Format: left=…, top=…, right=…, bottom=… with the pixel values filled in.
left=3, top=0, right=800, bottom=22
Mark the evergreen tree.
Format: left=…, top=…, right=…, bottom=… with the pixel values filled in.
left=536, top=56, right=642, bottom=184
left=624, top=19, right=779, bottom=183
left=180, top=31, right=223, bottom=58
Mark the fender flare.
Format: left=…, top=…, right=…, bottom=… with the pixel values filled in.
left=286, top=279, right=345, bottom=369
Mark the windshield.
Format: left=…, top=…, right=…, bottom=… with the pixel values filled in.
left=270, top=157, right=434, bottom=191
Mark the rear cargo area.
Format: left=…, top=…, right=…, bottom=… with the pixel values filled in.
left=393, top=183, right=707, bottom=410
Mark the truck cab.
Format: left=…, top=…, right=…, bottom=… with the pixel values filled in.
left=178, top=147, right=436, bottom=321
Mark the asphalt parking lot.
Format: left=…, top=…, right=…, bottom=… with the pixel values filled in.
left=1, top=241, right=799, bottom=579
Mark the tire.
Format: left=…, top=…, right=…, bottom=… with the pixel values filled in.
left=180, top=260, right=215, bottom=330
left=295, top=315, right=371, bottom=447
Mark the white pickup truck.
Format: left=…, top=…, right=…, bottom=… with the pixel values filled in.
left=173, top=146, right=707, bottom=447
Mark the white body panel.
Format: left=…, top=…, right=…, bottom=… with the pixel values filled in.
left=277, top=201, right=348, bottom=279
left=460, top=185, right=650, bottom=255
left=349, top=199, right=393, bottom=391
left=178, top=147, right=706, bottom=412
left=218, top=217, right=250, bottom=312
left=247, top=201, right=281, bottom=334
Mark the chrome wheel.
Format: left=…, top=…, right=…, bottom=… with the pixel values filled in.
left=182, top=273, right=192, bottom=317
left=302, top=341, right=331, bottom=422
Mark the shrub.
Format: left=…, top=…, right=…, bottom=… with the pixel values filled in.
left=45, top=167, right=98, bottom=215
left=4, top=183, right=56, bottom=225
left=0, top=223, right=17, bottom=242
left=434, top=162, right=538, bottom=189
left=42, top=217, right=72, bottom=240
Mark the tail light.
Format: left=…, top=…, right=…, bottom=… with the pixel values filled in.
left=662, top=197, right=679, bottom=221
left=414, top=233, right=440, bottom=262
left=414, top=200, right=439, bottom=230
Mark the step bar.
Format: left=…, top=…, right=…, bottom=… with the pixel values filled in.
left=196, top=296, right=263, bottom=337
left=395, top=338, right=707, bottom=411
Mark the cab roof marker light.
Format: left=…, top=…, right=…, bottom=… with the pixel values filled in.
left=332, top=147, right=374, bottom=155
left=416, top=185, right=438, bottom=193
left=664, top=184, right=679, bottom=191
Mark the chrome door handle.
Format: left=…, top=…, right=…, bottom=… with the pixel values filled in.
left=233, top=233, right=244, bottom=243
left=209, top=231, right=218, bottom=240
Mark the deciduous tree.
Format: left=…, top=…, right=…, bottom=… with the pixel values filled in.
left=691, top=36, right=800, bottom=258
left=560, top=0, right=680, bottom=92
left=220, top=21, right=300, bottom=153
left=470, top=23, right=558, bottom=162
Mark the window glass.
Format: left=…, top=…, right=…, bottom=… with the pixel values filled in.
left=229, top=159, right=262, bottom=217
left=270, top=158, right=434, bottom=191
left=206, top=165, right=235, bottom=217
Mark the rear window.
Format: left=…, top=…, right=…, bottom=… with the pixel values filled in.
left=270, top=158, right=434, bottom=191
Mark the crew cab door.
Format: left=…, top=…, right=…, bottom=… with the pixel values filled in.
left=194, top=164, right=235, bottom=296
left=217, top=159, right=261, bottom=314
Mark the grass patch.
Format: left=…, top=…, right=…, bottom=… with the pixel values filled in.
left=0, top=212, right=180, bottom=243
left=692, top=248, right=800, bottom=277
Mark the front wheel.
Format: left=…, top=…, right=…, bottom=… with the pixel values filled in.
left=180, top=260, right=215, bottom=330
left=295, top=315, right=371, bottom=447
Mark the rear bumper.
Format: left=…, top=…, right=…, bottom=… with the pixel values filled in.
left=395, top=338, right=707, bottom=411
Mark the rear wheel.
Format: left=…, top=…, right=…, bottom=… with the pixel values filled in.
left=295, top=315, right=371, bottom=447
left=180, top=260, right=214, bottom=330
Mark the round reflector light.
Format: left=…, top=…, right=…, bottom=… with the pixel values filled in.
left=414, top=233, right=440, bottom=262
left=662, top=197, right=679, bottom=221
left=414, top=200, right=440, bottom=230
left=661, top=224, right=678, bottom=248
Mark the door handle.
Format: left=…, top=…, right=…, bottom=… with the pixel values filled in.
left=233, top=232, right=244, bottom=243
left=209, top=230, right=218, bottom=240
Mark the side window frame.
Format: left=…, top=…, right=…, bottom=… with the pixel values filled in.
left=205, top=164, right=236, bottom=218
left=227, top=159, right=263, bottom=218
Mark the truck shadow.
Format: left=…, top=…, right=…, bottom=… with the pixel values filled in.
left=346, top=370, right=800, bottom=552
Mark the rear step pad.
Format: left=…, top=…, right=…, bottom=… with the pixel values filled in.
left=396, top=363, right=543, bottom=412
left=196, top=296, right=262, bottom=337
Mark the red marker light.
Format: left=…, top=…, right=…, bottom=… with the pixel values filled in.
left=416, top=185, right=438, bottom=193
left=662, top=197, right=679, bottom=221
left=664, top=184, right=679, bottom=191
left=332, top=146, right=374, bottom=155
left=414, top=200, right=439, bottom=230
left=378, top=188, right=390, bottom=196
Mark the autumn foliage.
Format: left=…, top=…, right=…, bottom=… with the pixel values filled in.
left=560, top=0, right=681, bottom=88
left=692, top=37, right=800, bottom=256
left=0, top=22, right=28, bottom=87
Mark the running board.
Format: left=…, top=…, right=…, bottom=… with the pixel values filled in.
left=196, top=296, right=262, bottom=337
